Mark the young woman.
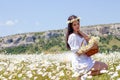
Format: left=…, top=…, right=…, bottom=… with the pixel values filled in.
left=66, top=15, right=108, bottom=80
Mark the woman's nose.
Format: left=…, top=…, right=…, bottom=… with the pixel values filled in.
left=76, top=25, right=79, bottom=28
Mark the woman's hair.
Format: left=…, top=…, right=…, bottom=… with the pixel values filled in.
left=66, top=15, right=81, bottom=50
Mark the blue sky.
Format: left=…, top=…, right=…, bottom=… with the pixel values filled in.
left=0, top=0, right=120, bottom=37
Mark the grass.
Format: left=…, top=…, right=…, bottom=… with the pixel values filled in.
left=99, top=37, right=120, bottom=50
left=108, top=38, right=120, bottom=47
left=0, top=52, right=120, bottom=80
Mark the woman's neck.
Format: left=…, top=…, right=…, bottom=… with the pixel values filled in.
left=73, top=32, right=83, bottom=38
left=73, top=31, right=79, bottom=34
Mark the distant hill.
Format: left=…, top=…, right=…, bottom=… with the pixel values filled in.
left=0, top=23, right=120, bottom=54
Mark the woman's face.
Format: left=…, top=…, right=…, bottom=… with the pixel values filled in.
left=72, top=20, right=80, bottom=33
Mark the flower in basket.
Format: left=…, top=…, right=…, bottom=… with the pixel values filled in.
left=77, top=36, right=100, bottom=55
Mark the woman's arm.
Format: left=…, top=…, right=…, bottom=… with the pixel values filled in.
left=78, top=31, right=90, bottom=42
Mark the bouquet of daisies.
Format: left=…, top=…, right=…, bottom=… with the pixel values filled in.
left=77, top=36, right=100, bottom=56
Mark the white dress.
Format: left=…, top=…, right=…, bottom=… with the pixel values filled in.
left=68, top=33, right=95, bottom=76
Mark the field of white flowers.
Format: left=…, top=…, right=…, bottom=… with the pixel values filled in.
left=0, top=52, right=120, bottom=80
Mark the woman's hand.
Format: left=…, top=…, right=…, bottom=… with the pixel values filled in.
left=76, top=50, right=87, bottom=56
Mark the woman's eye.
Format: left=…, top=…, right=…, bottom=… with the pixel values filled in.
left=73, top=24, right=76, bottom=26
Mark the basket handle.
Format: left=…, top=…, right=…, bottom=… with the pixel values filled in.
left=80, top=39, right=85, bottom=47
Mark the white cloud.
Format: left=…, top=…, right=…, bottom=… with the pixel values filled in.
left=0, top=22, right=2, bottom=26
left=6, top=20, right=15, bottom=26
left=35, top=21, right=40, bottom=26
left=14, top=19, right=19, bottom=23
left=0, top=20, right=19, bottom=26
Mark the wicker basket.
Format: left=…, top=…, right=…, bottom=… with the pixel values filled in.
left=85, top=43, right=99, bottom=56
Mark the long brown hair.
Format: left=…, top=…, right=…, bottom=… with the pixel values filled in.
left=66, top=15, right=82, bottom=50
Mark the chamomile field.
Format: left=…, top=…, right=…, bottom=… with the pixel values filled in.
left=0, top=52, right=120, bottom=80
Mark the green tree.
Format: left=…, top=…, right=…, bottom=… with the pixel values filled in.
left=112, top=45, right=118, bottom=51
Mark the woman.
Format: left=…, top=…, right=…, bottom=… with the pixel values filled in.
left=66, top=15, right=108, bottom=80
